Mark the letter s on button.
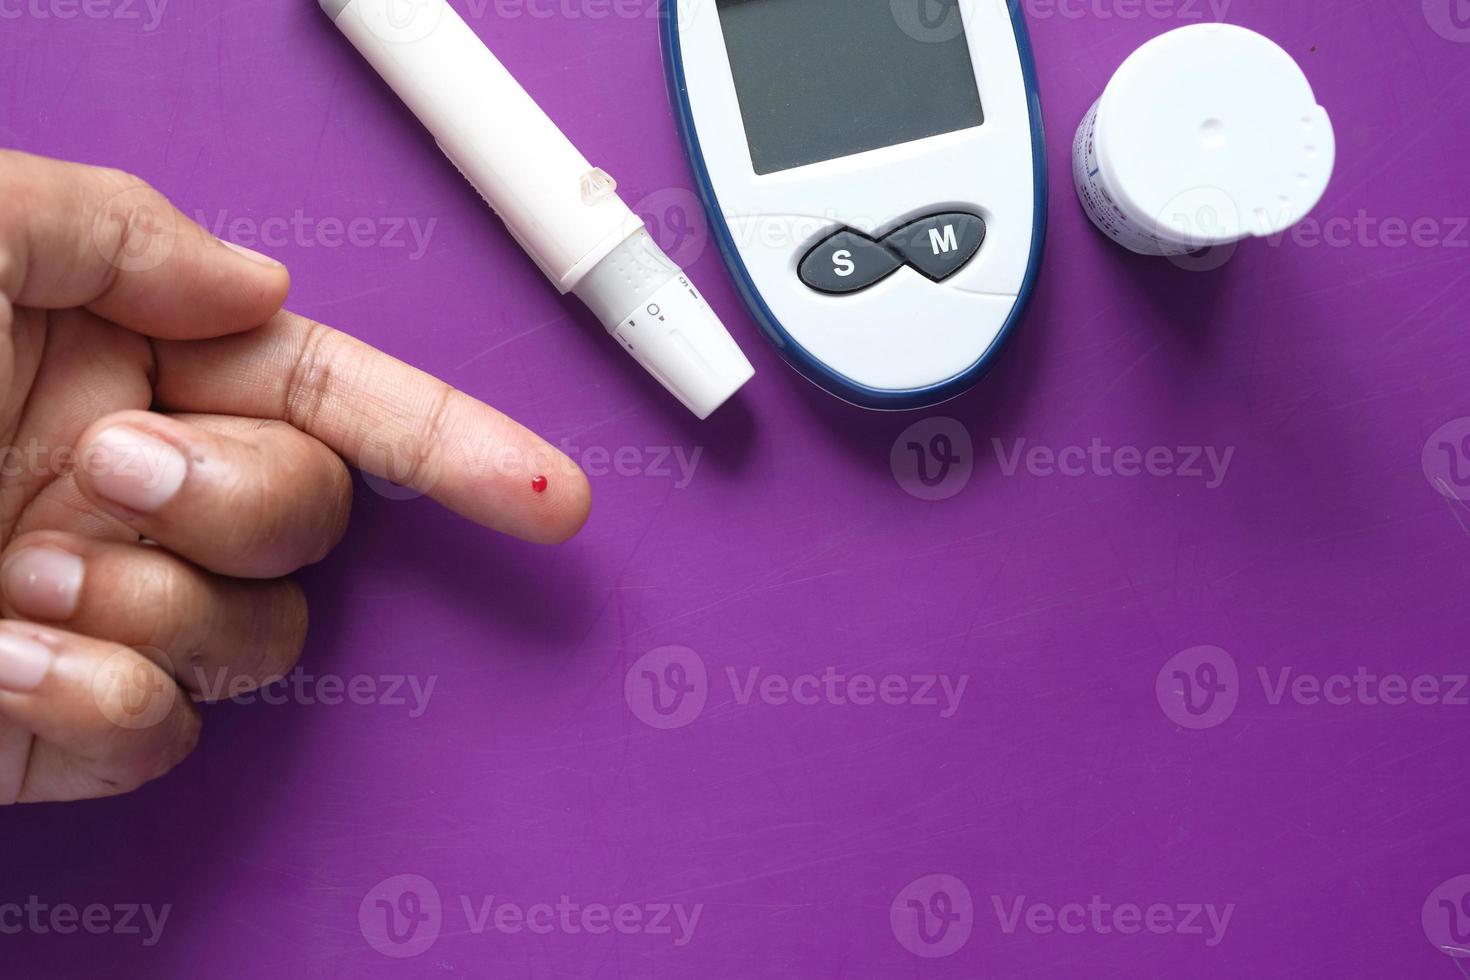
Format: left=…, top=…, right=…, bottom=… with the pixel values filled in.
left=798, top=229, right=903, bottom=294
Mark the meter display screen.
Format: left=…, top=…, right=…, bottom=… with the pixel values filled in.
left=715, top=0, right=985, bottom=175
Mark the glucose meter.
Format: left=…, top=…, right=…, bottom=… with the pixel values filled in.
left=661, top=0, right=1046, bottom=409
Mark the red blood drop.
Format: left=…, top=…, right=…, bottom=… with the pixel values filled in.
left=531, top=475, right=548, bottom=494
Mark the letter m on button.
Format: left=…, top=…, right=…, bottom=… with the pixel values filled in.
left=928, top=224, right=959, bottom=255
left=878, top=212, right=986, bottom=282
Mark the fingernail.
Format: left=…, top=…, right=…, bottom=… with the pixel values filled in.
left=221, top=239, right=284, bottom=268
left=2, top=547, right=83, bottom=621
left=87, top=426, right=187, bottom=513
left=0, top=633, right=51, bottom=692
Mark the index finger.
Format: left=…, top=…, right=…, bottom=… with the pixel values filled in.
left=0, top=149, right=290, bottom=338
left=150, top=310, right=591, bottom=544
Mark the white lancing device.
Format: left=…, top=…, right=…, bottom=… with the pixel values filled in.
left=320, top=0, right=755, bottom=419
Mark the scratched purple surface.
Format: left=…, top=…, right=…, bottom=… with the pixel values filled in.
left=2, top=0, right=1469, bottom=977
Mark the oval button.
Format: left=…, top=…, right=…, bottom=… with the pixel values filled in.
left=880, top=212, right=986, bottom=282
left=798, top=230, right=903, bottom=295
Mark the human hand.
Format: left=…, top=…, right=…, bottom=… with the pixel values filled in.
left=0, top=150, right=590, bottom=803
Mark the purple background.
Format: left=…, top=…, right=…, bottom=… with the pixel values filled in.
left=3, top=0, right=1469, bottom=976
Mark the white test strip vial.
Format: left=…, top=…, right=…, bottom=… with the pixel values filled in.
left=1072, top=24, right=1334, bottom=257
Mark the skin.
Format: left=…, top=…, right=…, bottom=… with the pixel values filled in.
left=0, top=150, right=591, bottom=803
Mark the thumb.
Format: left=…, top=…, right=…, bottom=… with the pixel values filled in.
left=0, top=149, right=290, bottom=339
